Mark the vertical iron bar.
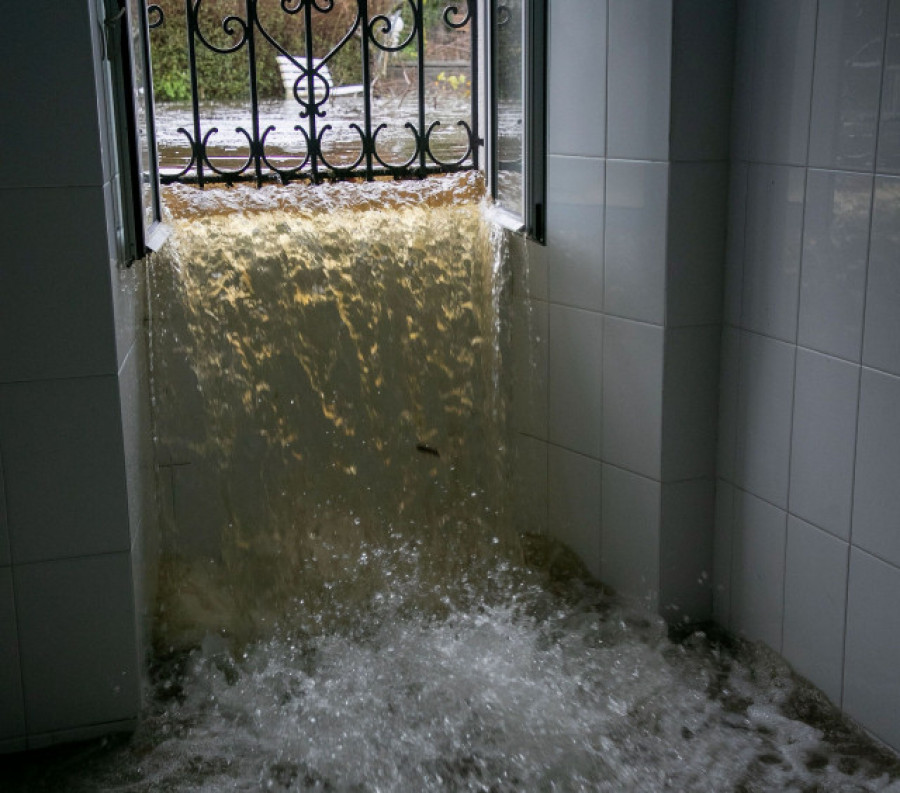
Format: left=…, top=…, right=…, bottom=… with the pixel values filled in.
left=470, top=0, right=479, bottom=170
left=186, top=0, right=204, bottom=186
left=416, top=0, right=426, bottom=175
left=304, top=0, right=319, bottom=182
left=360, top=0, right=373, bottom=180
left=246, top=0, right=262, bottom=186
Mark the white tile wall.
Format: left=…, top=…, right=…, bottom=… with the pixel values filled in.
left=602, top=317, right=664, bottom=479
left=549, top=304, right=603, bottom=457
left=547, top=0, right=607, bottom=158
left=723, top=162, right=748, bottom=327
left=0, top=448, right=9, bottom=568
left=713, top=481, right=735, bottom=628
left=604, top=160, right=669, bottom=324
left=862, top=176, right=900, bottom=376
left=843, top=548, right=900, bottom=751
left=606, top=0, right=672, bottom=161
left=876, top=0, right=900, bottom=174
left=732, top=489, right=787, bottom=651
left=512, top=434, right=548, bottom=537
left=735, top=331, right=795, bottom=509
left=716, top=327, right=741, bottom=484
left=14, top=553, right=140, bottom=736
left=740, top=164, right=806, bottom=342
left=548, top=445, right=602, bottom=578
left=852, top=367, right=900, bottom=568
left=798, top=169, right=872, bottom=362
left=0, top=377, right=131, bottom=565
left=789, top=349, right=859, bottom=540
left=0, top=568, right=25, bottom=741
left=600, top=464, right=661, bottom=611
left=809, top=0, right=888, bottom=172
left=511, top=297, right=548, bottom=440
left=782, top=516, right=849, bottom=704
left=546, top=156, right=606, bottom=311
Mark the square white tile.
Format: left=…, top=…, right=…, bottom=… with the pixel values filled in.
left=0, top=568, right=25, bottom=741
left=741, top=164, right=806, bottom=343
left=862, top=176, right=900, bottom=376
left=510, top=297, right=548, bottom=440
left=877, top=0, right=900, bottom=175
left=509, top=231, right=548, bottom=301
left=659, top=478, right=715, bottom=625
left=607, top=0, right=672, bottom=160
left=732, top=489, right=787, bottom=652
left=14, top=554, right=140, bottom=735
left=602, top=317, right=664, bottom=479
left=735, top=332, right=796, bottom=509
left=666, top=162, right=728, bottom=327
left=0, top=186, right=118, bottom=383
left=798, top=169, right=872, bottom=362
left=669, top=0, right=736, bottom=162
left=662, top=326, right=720, bottom=482
left=604, top=160, right=669, bottom=324
left=843, top=548, right=900, bottom=751
left=547, top=0, right=606, bottom=157
left=746, top=0, right=817, bottom=166
left=723, top=162, right=748, bottom=327
left=0, top=376, right=131, bottom=564
left=809, top=0, right=887, bottom=171
left=713, top=480, right=735, bottom=628
left=548, top=445, right=602, bottom=578
left=782, top=516, right=849, bottom=705
left=789, top=349, right=859, bottom=540
left=548, top=304, right=603, bottom=457
left=852, top=367, right=900, bottom=568
left=600, top=464, right=661, bottom=612
left=717, top=327, right=741, bottom=484
left=546, top=156, right=606, bottom=311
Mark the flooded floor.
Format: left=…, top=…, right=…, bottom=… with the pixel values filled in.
left=3, top=540, right=900, bottom=792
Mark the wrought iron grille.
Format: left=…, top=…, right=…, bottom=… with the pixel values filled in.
left=147, top=0, right=478, bottom=186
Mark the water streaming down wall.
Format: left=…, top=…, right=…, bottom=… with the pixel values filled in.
left=147, top=172, right=524, bottom=649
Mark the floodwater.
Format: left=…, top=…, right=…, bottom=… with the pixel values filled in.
left=3, top=169, right=899, bottom=792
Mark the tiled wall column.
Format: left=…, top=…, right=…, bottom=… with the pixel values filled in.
left=0, top=1, right=151, bottom=751
left=715, top=0, right=900, bottom=753
left=510, top=0, right=733, bottom=623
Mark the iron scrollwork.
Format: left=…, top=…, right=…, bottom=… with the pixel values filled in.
left=148, top=0, right=478, bottom=186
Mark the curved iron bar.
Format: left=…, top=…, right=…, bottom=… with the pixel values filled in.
left=147, top=4, right=164, bottom=29
left=198, top=126, right=257, bottom=181
left=191, top=0, right=249, bottom=55
left=443, top=3, right=471, bottom=29
left=424, top=119, right=474, bottom=168
left=315, top=123, right=367, bottom=174
left=367, top=2, right=418, bottom=54
left=258, top=124, right=312, bottom=181
left=371, top=122, right=422, bottom=173
left=160, top=127, right=201, bottom=183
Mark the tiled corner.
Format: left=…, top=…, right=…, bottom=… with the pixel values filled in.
left=666, top=162, right=728, bottom=327
left=0, top=568, right=25, bottom=741
left=852, top=367, right=900, bottom=568
left=546, top=156, right=606, bottom=311
left=547, top=0, right=606, bottom=157
left=510, top=297, right=548, bottom=440
left=14, top=553, right=140, bottom=735
left=788, top=349, right=859, bottom=540
left=0, top=185, right=118, bottom=383
left=723, top=162, right=748, bottom=327
left=602, top=317, right=664, bottom=480
left=862, top=176, right=900, bottom=377
left=782, top=516, right=849, bottom=705
left=745, top=0, right=817, bottom=166
left=798, top=169, right=872, bottom=362
left=511, top=433, right=548, bottom=538
left=659, top=478, right=715, bottom=625
left=732, top=489, right=787, bottom=652
left=548, top=445, right=602, bottom=578
left=843, top=548, right=900, bottom=752
left=0, top=4, right=107, bottom=189
left=600, top=464, right=661, bottom=612
left=741, top=164, right=806, bottom=343
left=729, top=0, right=756, bottom=162
left=548, top=304, right=602, bottom=457
left=604, top=160, right=669, bottom=325
left=669, top=0, right=735, bottom=162
left=0, top=376, right=131, bottom=565
left=716, top=326, right=741, bottom=484
left=662, top=325, right=720, bottom=482
left=735, top=331, right=795, bottom=509
left=607, top=0, right=672, bottom=161
left=808, top=0, right=887, bottom=172
left=876, top=0, right=900, bottom=175
left=713, top=480, right=735, bottom=628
